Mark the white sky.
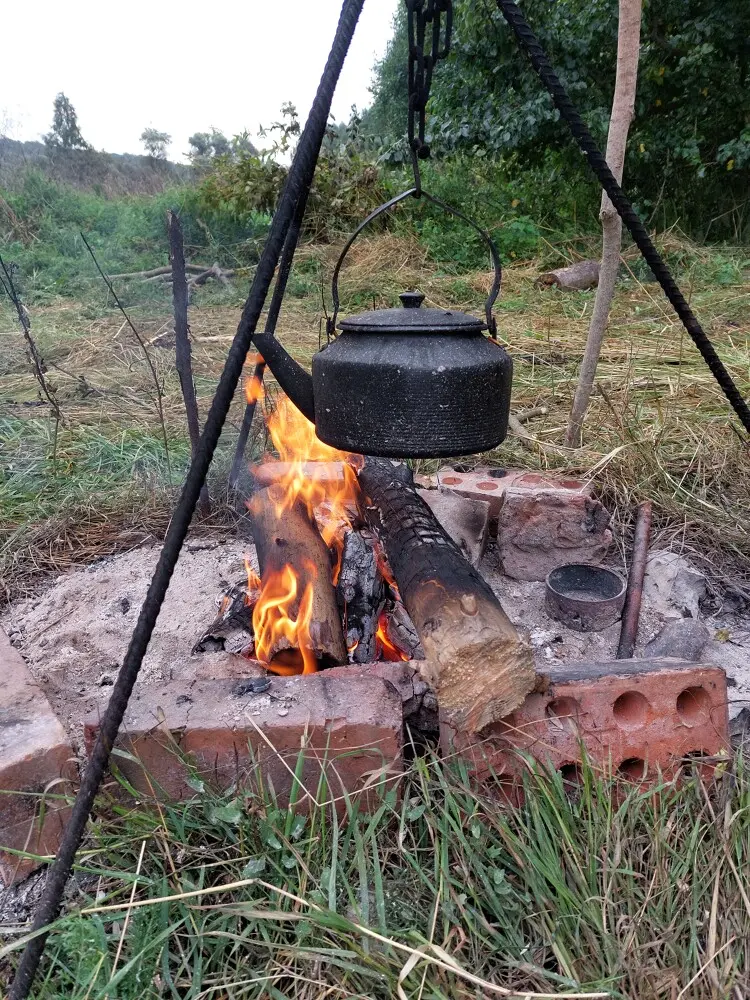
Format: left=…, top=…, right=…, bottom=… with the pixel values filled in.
left=0, top=0, right=400, bottom=159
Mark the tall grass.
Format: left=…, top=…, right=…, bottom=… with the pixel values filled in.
left=2, top=751, right=749, bottom=999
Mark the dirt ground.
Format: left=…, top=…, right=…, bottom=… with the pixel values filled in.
left=3, top=531, right=749, bottom=754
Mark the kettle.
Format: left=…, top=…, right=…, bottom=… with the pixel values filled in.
left=252, top=189, right=513, bottom=459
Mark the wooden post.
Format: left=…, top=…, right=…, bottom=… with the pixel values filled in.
left=168, top=210, right=210, bottom=515
left=565, top=0, right=643, bottom=447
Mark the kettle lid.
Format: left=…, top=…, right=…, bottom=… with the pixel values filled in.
left=338, top=290, right=486, bottom=335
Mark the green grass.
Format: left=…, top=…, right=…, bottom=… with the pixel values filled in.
left=1, top=169, right=270, bottom=304
left=2, top=749, right=749, bottom=998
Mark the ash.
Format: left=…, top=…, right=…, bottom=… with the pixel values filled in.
left=2, top=535, right=749, bottom=760
left=1, top=538, right=252, bottom=750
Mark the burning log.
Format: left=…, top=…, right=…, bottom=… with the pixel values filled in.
left=247, top=486, right=347, bottom=672
left=336, top=527, right=382, bottom=664
left=358, top=459, right=535, bottom=732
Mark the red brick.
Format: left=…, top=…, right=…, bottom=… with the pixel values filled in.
left=0, top=630, right=75, bottom=885
left=441, top=657, right=729, bottom=795
left=436, top=466, right=591, bottom=530
left=84, top=671, right=403, bottom=810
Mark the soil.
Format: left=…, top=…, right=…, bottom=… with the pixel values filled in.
left=3, top=533, right=748, bottom=756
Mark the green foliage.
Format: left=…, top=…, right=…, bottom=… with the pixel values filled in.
left=0, top=169, right=270, bottom=299
left=188, top=129, right=257, bottom=167
left=8, top=751, right=750, bottom=998
left=44, top=93, right=90, bottom=152
left=198, top=105, right=389, bottom=241
left=367, top=0, right=750, bottom=240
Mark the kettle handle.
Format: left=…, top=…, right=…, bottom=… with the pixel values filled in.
left=327, top=187, right=502, bottom=337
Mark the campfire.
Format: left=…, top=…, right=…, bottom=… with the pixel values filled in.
left=198, top=371, right=423, bottom=676
left=197, top=370, right=535, bottom=734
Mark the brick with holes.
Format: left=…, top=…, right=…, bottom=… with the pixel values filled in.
left=440, top=657, right=729, bottom=797
left=436, top=466, right=591, bottom=528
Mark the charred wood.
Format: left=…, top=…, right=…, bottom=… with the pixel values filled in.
left=336, top=528, right=382, bottom=663
left=358, top=458, right=535, bottom=732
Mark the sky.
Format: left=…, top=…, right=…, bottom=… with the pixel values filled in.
left=0, top=0, right=400, bottom=160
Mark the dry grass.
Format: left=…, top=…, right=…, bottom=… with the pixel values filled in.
left=1, top=232, right=749, bottom=599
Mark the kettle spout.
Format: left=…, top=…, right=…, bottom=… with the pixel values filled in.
left=252, top=333, right=315, bottom=424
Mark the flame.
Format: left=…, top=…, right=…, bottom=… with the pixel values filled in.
left=244, top=556, right=261, bottom=595
left=247, top=394, right=363, bottom=675
left=244, top=354, right=265, bottom=404
left=252, top=559, right=318, bottom=675
left=260, top=395, right=363, bottom=582
left=375, top=610, right=409, bottom=662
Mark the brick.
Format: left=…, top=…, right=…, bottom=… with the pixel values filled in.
left=436, top=466, right=591, bottom=530
left=497, top=488, right=612, bottom=581
left=441, top=658, right=729, bottom=796
left=418, top=489, right=490, bottom=567
left=84, top=671, right=403, bottom=810
left=0, top=630, right=75, bottom=886
left=323, top=662, right=439, bottom=734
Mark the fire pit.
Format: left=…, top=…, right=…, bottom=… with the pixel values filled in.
left=197, top=389, right=535, bottom=735
left=0, top=396, right=734, bottom=888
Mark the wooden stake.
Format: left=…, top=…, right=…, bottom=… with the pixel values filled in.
left=168, top=210, right=210, bottom=516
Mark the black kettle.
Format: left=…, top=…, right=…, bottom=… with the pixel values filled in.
left=252, top=189, right=513, bottom=459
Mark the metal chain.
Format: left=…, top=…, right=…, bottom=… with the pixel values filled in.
left=406, top=0, right=453, bottom=194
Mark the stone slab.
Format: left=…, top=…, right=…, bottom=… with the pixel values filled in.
left=418, top=489, right=490, bottom=567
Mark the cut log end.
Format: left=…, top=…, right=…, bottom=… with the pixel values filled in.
left=412, top=582, right=535, bottom=731
left=358, top=458, right=536, bottom=734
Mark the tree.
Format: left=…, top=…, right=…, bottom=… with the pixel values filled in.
left=188, top=128, right=256, bottom=166
left=140, top=128, right=171, bottom=160
left=44, top=93, right=90, bottom=151
left=367, top=0, right=750, bottom=238
left=565, top=0, right=643, bottom=447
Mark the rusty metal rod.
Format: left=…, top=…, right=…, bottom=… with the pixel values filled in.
left=616, top=501, right=653, bottom=659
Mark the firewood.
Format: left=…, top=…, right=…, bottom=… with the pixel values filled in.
left=358, top=459, right=535, bottom=732
left=247, top=486, right=347, bottom=669
left=336, top=527, right=382, bottom=663
left=108, top=263, right=218, bottom=280
left=537, top=259, right=600, bottom=291
left=384, top=597, right=424, bottom=660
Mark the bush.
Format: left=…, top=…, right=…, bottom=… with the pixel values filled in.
left=0, top=169, right=270, bottom=300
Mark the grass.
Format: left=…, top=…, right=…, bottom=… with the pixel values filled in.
left=2, top=748, right=750, bottom=998
left=2, top=230, right=748, bottom=602
left=1, top=230, right=750, bottom=998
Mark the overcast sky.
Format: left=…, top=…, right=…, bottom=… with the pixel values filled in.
left=0, top=0, right=400, bottom=159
